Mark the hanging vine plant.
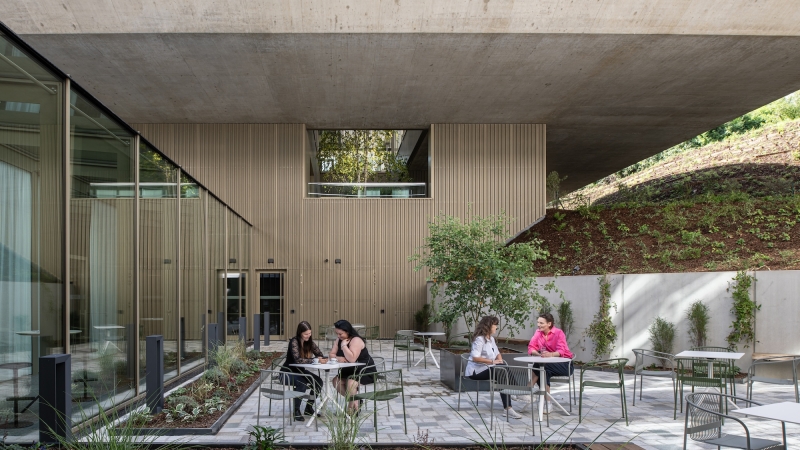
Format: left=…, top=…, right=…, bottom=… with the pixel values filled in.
left=585, top=274, right=617, bottom=360
left=726, top=271, right=759, bottom=349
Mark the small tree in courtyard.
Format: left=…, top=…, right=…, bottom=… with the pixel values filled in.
left=410, top=212, right=549, bottom=337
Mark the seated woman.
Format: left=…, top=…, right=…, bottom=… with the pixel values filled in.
left=465, top=316, right=522, bottom=419
left=329, top=319, right=376, bottom=414
left=281, top=321, right=326, bottom=421
left=527, top=312, right=574, bottom=411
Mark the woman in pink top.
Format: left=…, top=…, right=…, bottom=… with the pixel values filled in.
left=528, top=313, right=574, bottom=398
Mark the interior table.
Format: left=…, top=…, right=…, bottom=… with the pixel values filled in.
left=414, top=332, right=445, bottom=368
left=0, top=362, right=35, bottom=428
left=93, top=325, right=125, bottom=352
left=290, top=361, right=365, bottom=428
left=732, top=401, right=800, bottom=445
left=514, top=356, right=573, bottom=422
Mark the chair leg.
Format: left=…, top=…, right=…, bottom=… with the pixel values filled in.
left=457, top=377, right=462, bottom=411
left=257, top=391, right=262, bottom=426
left=489, top=384, right=494, bottom=430
left=620, top=383, right=629, bottom=426
left=632, top=374, right=637, bottom=406
left=578, top=387, right=583, bottom=423
left=401, top=390, right=407, bottom=435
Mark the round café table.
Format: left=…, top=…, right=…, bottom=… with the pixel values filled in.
left=290, top=361, right=365, bottom=428
left=414, top=331, right=445, bottom=368
left=514, top=356, right=573, bottom=423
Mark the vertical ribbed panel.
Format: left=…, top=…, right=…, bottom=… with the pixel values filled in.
left=134, top=123, right=545, bottom=338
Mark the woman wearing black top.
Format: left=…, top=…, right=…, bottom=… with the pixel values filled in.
left=329, top=319, right=376, bottom=414
left=281, top=321, right=325, bottom=421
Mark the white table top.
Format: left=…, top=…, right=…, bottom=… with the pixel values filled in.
left=731, top=402, right=800, bottom=425
left=93, top=325, right=125, bottom=330
left=514, top=356, right=572, bottom=364
left=415, top=332, right=445, bottom=336
left=290, top=362, right=365, bottom=370
left=676, top=351, right=745, bottom=360
left=16, top=329, right=82, bottom=335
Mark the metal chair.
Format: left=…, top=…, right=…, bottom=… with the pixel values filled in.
left=392, top=330, right=424, bottom=368
left=691, top=346, right=739, bottom=397
left=318, top=325, right=332, bottom=349
left=683, top=392, right=786, bottom=450
left=746, top=355, right=800, bottom=403
left=493, top=365, right=542, bottom=434
left=325, top=326, right=339, bottom=352
left=632, top=349, right=676, bottom=406
left=457, top=353, right=494, bottom=411
left=352, top=369, right=407, bottom=440
left=547, top=358, right=577, bottom=412
left=578, top=358, right=629, bottom=425
left=256, top=369, right=318, bottom=429
left=675, top=357, right=727, bottom=419
left=365, top=325, right=382, bottom=353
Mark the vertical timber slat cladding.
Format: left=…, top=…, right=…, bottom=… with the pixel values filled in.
left=133, top=124, right=545, bottom=338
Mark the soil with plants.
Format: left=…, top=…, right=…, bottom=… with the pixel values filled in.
left=126, top=346, right=279, bottom=429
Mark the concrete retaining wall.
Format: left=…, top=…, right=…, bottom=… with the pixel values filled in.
left=428, top=270, right=800, bottom=379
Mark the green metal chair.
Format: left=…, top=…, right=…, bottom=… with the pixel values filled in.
left=457, top=353, right=493, bottom=411
left=493, top=365, right=543, bottom=434
left=365, top=325, right=382, bottom=353
left=632, top=349, right=676, bottom=406
left=674, top=357, right=727, bottom=420
left=683, top=392, right=786, bottom=450
left=746, top=355, right=800, bottom=403
left=318, top=325, right=331, bottom=349
left=578, top=358, right=629, bottom=425
left=352, top=369, right=407, bottom=440
left=257, top=369, right=318, bottom=430
left=392, top=330, right=424, bottom=368
left=691, top=346, right=738, bottom=398
left=548, top=358, right=577, bottom=412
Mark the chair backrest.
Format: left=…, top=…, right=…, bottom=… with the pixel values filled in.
left=580, top=358, right=628, bottom=384
left=691, top=346, right=733, bottom=352
left=366, top=325, right=380, bottom=340
left=394, top=332, right=411, bottom=346
left=270, top=354, right=287, bottom=370
left=354, top=369, right=404, bottom=401
left=676, top=358, right=726, bottom=388
left=325, top=327, right=339, bottom=341
left=495, top=365, right=533, bottom=392
left=397, top=329, right=416, bottom=338
left=632, top=348, right=675, bottom=373
left=259, top=369, right=293, bottom=398
left=371, top=356, right=386, bottom=372
left=684, top=392, right=725, bottom=443
left=319, top=325, right=330, bottom=337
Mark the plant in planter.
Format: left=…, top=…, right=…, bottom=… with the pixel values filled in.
left=585, top=274, right=617, bottom=360
left=414, top=303, right=433, bottom=332
left=556, top=300, right=575, bottom=344
left=686, top=300, right=710, bottom=348
left=648, top=317, right=676, bottom=367
left=410, top=212, right=549, bottom=338
left=726, top=271, right=759, bottom=349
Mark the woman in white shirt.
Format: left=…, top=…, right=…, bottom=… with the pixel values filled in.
left=465, top=315, right=522, bottom=419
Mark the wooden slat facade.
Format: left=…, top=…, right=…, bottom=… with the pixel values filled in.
left=134, top=123, right=546, bottom=338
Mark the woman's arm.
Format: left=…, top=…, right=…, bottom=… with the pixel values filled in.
left=552, top=329, right=574, bottom=359
left=340, top=336, right=364, bottom=363
left=528, top=332, right=542, bottom=356
left=470, top=336, right=494, bottom=365
left=312, top=342, right=327, bottom=362
left=289, top=338, right=312, bottom=364
left=329, top=339, right=339, bottom=359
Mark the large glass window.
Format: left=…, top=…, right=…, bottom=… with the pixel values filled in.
left=0, top=32, right=64, bottom=436
left=208, top=197, right=227, bottom=339
left=180, top=175, right=205, bottom=370
left=69, top=88, right=136, bottom=408
left=138, top=142, right=179, bottom=382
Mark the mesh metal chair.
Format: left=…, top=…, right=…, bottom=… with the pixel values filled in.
left=746, top=355, right=800, bottom=403
left=493, top=365, right=542, bottom=434
left=325, top=327, right=339, bottom=351
left=257, top=369, right=318, bottom=430
left=365, top=326, right=382, bottom=352
left=578, top=358, right=629, bottom=425
left=319, top=325, right=332, bottom=349
left=683, top=392, right=786, bottom=450
left=547, top=358, right=577, bottom=412
left=675, top=357, right=727, bottom=420
left=457, top=353, right=494, bottom=411
left=632, top=349, right=676, bottom=406
left=691, top=346, right=739, bottom=397
left=392, top=330, right=424, bottom=368
left=352, top=369, right=407, bottom=440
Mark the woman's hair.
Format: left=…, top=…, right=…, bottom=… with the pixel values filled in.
left=473, top=316, right=499, bottom=341
left=333, top=319, right=363, bottom=341
left=295, top=321, right=316, bottom=358
left=538, top=313, right=555, bottom=328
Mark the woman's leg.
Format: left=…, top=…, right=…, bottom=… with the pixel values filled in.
left=345, top=378, right=361, bottom=412
left=293, top=374, right=310, bottom=410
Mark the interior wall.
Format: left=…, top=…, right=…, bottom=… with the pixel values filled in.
left=134, top=123, right=546, bottom=337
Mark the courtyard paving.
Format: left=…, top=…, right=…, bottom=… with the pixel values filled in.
left=161, top=340, right=800, bottom=449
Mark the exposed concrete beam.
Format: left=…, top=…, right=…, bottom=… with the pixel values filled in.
left=4, top=0, right=800, bottom=36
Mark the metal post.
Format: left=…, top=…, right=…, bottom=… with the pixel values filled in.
left=39, top=354, right=71, bottom=444
left=146, top=335, right=165, bottom=414
left=207, top=323, right=219, bottom=362
left=263, top=313, right=270, bottom=346
left=201, top=313, right=207, bottom=355
left=217, top=311, right=225, bottom=343
left=180, top=317, right=186, bottom=358
left=253, top=314, right=261, bottom=351
left=238, top=316, right=246, bottom=344
left=126, top=323, right=136, bottom=379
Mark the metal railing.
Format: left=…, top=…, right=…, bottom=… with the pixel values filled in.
left=307, top=182, right=426, bottom=198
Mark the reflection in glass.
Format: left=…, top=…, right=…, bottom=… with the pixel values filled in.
left=69, top=88, right=136, bottom=409
left=180, top=176, right=205, bottom=370
left=259, top=273, right=284, bottom=336
left=138, top=142, right=178, bottom=382
left=0, top=32, right=63, bottom=436
left=208, top=198, right=227, bottom=339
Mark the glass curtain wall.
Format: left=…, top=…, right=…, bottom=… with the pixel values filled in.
left=138, top=142, right=179, bottom=382
left=180, top=175, right=206, bottom=370
left=69, top=89, right=136, bottom=406
left=208, top=197, right=227, bottom=340
left=226, top=213, right=243, bottom=338
left=0, top=32, right=64, bottom=433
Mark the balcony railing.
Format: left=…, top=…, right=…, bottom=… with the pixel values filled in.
left=307, top=182, right=427, bottom=198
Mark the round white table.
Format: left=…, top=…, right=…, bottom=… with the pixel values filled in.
left=290, top=361, right=365, bottom=428
left=414, top=332, right=445, bottom=368
left=514, top=356, right=573, bottom=422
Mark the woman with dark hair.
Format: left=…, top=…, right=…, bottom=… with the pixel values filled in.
left=281, top=321, right=326, bottom=421
left=527, top=312, right=574, bottom=412
left=465, top=316, right=522, bottom=419
left=329, top=319, right=376, bottom=414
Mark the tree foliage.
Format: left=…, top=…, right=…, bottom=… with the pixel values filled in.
left=317, top=130, right=411, bottom=186
left=410, top=212, right=549, bottom=337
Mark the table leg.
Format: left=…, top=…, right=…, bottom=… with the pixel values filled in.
left=427, top=337, right=439, bottom=368
left=535, top=367, right=570, bottom=423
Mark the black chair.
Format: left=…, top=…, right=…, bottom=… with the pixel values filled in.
left=683, top=392, right=786, bottom=450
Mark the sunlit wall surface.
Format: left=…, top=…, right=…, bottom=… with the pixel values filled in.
left=0, top=31, right=64, bottom=431
left=0, top=25, right=250, bottom=439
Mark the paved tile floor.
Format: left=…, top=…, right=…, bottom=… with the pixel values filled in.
left=152, top=341, right=800, bottom=449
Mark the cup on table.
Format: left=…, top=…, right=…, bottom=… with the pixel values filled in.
left=329, top=357, right=338, bottom=364
left=312, top=357, right=320, bottom=364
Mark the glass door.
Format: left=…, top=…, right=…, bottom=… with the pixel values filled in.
left=222, top=271, right=246, bottom=339
left=259, top=272, right=284, bottom=338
